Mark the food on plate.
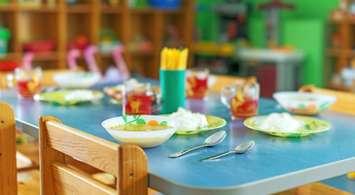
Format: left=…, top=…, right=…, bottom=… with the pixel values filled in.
left=101, top=115, right=176, bottom=148
left=36, top=89, right=103, bottom=105
left=110, top=115, right=170, bottom=131
left=244, top=113, right=331, bottom=137
left=273, top=92, right=336, bottom=115
left=169, top=108, right=208, bottom=131
left=259, top=113, right=303, bottom=132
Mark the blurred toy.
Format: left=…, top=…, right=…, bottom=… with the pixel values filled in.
left=110, top=45, right=130, bottom=80
left=0, top=60, right=18, bottom=71
left=128, top=35, right=153, bottom=53
left=149, top=0, right=181, bottom=9
left=99, top=29, right=120, bottom=54
left=215, top=0, right=249, bottom=42
left=83, top=44, right=130, bottom=83
left=164, top=24, right=181, bottom=47
left=69, top=35, right=90, bottom=51
left=258, top=0, right=294, bottom=47
left=67, top=48, right=80, bottom=70
left=0, top=27, right=10, bottom=56
left=23, top=40, right=56, bottom=53
left=84, top=45, right=101, bottom=74
left=22, top=52, right=34, bottom=70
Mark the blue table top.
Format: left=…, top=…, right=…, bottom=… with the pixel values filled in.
left=1, top=87, right=355, bottom=195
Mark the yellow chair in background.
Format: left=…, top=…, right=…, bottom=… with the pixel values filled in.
left=209, top=75, right=254, bottom=93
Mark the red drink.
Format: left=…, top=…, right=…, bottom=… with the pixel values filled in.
left=231, top=97, right=258, bottom=118
left=123, top=83, right=156, bottom=115
left=16, top=79, right=41, bottom=98
left=186, top=68, right=209, bottom=99
left=221, top=77, right=259, bottom=119
left=14, top=68, right=42, bottom=99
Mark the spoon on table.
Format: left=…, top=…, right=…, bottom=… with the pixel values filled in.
left=201, top=140, right=255, bottom=161
left=169, top=131, right=227, bottom=158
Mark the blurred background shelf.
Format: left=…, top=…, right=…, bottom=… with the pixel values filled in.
left=0, top=0, right=194, bottom=78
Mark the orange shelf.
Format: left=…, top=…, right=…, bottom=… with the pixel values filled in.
left=327, top=49, right=355, bottom=58
left=18, top=6, right=59, bottom=13
left=32, top=52, right=59, bottom=61
left=101, top=5, right=122, bottom=14
left=66, top=4, right=91, bottom=14
left=0, top=4, right=16, bottom=12
left=0, top=53, right=19, bottom=60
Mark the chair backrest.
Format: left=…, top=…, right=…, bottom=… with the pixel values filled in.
left=209, top=75, right=251, bottom=93
left=39, top=116, right=148, bottom=195
left=300, top=85, right=355, bottom=115
left=0, top=102, right=17, bottom=195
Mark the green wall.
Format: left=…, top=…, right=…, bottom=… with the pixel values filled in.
left=196, top=0, right=340, bottom=86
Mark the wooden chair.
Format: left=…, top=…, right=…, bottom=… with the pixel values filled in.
left=209, top=75, right=253, bottom=92
left=39, top=116, right=148, bottom=195
left=0, top=102, right=17, bottom=195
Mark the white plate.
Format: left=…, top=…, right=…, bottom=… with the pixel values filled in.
left=54, top=71, right=101, bottom=88
left=102, top=115, right=176, bottom=148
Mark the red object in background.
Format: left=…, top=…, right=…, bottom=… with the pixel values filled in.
left=23, top=40, right=56, bottom=53
left=186, top=76, right=208, bottom=99
left=16, top=79, right=41, bottom=98
left=0, top=60, right=18, bottom=71
left=124, top=91, right=154, bottom=115
left=256, top=65, right=276, bottom=97
left=69, top=35, right=90, bottom=50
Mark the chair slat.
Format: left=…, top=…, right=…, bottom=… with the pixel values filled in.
left=45, top=120, right=118, bottom=176
left=0, top=102, right=17, bottom=195
left=40, top=116, right=149, bottom=195
left=52, top=163, right=116, bottom=195
left=119, top=145, right=148, bottom=195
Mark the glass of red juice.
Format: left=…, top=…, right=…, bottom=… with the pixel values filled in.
left=14, top=68, right=42, bottom=99
left=123, top=82, right=156, bottom=115
left=186, top=68, right=209, bottom=99
left=221, top=77, right=259, bottom=119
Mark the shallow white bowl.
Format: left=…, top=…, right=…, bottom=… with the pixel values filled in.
left=101, top=115, right=176, bottom=148
left=273, top=92, right=336, bottom=115
left=54, top=72, right=101, bottom=88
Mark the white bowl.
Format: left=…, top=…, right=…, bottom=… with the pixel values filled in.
left=54, top=72, right=101, bottom=88
left=101, top=115, right=176, bottom=148
left=273, top=92, right=336, bottom=115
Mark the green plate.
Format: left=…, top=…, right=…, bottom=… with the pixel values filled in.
left=36, top=90, right=103, bottom=106
left=243, top=115, right=331, bottom=137
left=175, top=115, right=227, bottom=135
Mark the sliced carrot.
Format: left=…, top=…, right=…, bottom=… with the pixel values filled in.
left=148, top=120, right=159, bottom=126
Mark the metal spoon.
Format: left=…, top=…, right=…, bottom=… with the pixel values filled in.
left=201, top=140, right=255, bottom=161
left=169, top=131, right=227, bottom=158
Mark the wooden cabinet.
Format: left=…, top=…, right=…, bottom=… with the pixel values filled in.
left=0, top=0, right=194, bottom=78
